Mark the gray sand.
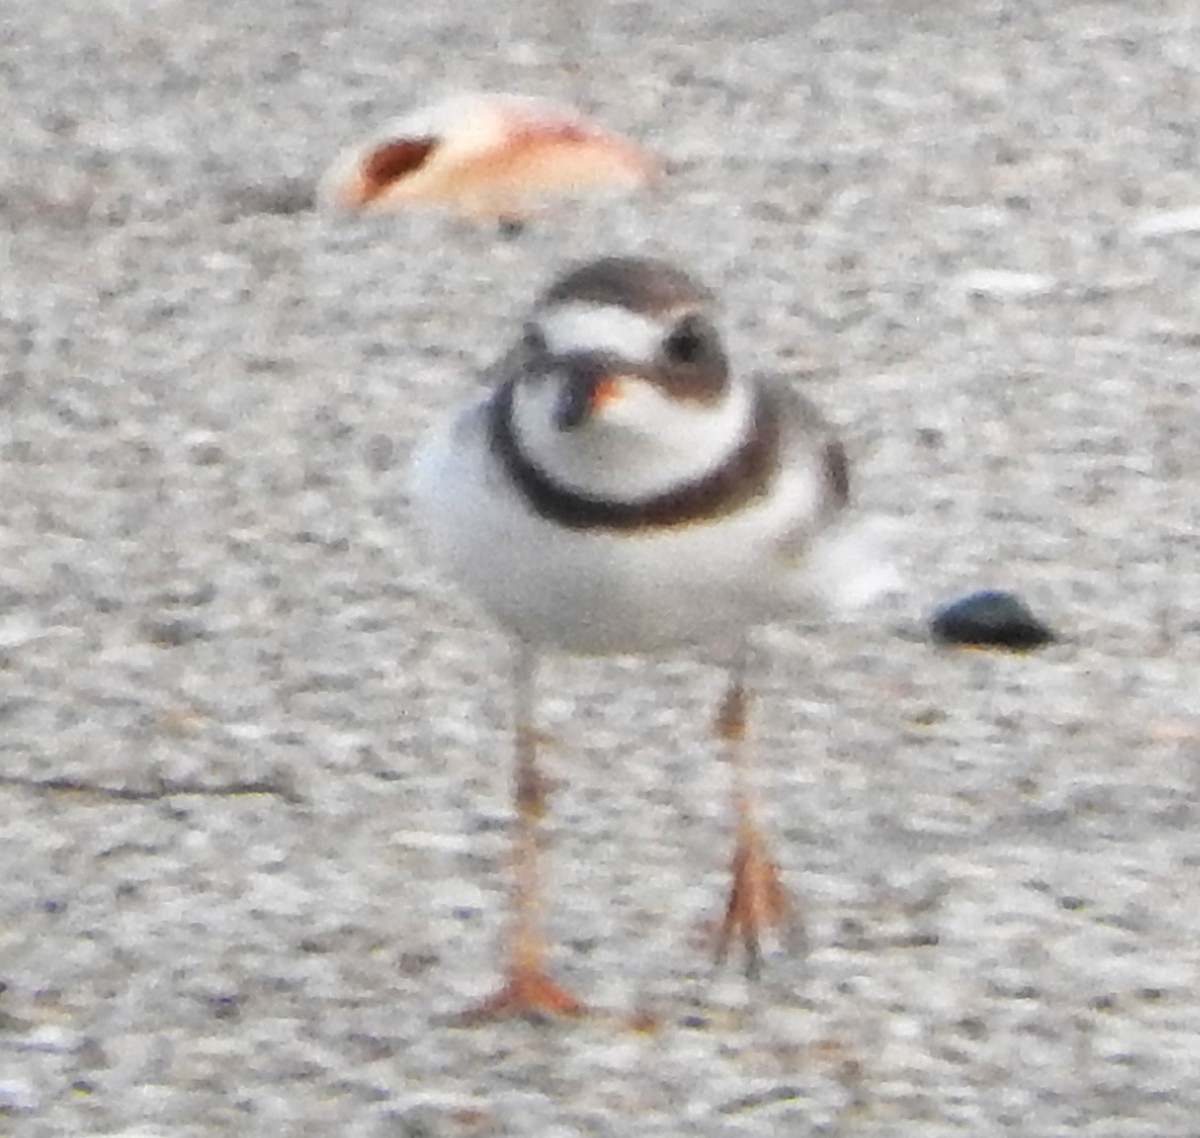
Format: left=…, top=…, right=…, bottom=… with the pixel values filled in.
left=1, top=1, right=1198, bottom=1134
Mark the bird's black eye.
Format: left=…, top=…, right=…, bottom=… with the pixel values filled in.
left=662, top=314, right=712, bottom=366
left=521, top=321, right=547, bottom=355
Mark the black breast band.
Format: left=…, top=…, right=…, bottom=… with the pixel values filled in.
left=487, top=379, right=780, bottom=531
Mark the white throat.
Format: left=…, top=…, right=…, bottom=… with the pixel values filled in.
left=510, top=375, right=756, bottom=502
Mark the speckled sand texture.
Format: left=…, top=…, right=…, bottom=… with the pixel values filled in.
left=1, top=1, right=1198, bottom=1134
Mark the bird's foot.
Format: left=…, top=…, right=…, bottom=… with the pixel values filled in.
left=715, top=829, right=805, bottom=977
left=457, top=965, right=586, bottom=1023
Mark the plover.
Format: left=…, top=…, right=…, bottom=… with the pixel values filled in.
left=411, top=256, right=859, bottom=1019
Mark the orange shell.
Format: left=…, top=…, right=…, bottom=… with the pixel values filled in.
left=319, top=93, right=662, bottom=220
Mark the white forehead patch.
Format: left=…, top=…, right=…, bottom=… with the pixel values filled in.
left=534, top=301, right=665, bottom=363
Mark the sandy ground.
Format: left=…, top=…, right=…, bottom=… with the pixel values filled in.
left=1, top=0, right=1198, bottom=1134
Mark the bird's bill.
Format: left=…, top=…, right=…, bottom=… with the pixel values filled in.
left=554, top=368, right=633, bottom=430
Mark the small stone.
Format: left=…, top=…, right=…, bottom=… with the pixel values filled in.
left=955, top=269, right=1057, bottom=299
left=0, top=1077, right=38, bottom=1113
left=140, top=617, right=208, bottom=647
left=220, top=178, right=316, bottom=220
left=1132, top=205, right=1200, bottom=238
left=930, top=590, right=1056, bottom=651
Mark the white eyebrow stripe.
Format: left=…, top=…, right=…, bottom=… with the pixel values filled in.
left=535, top=301, right=664, bottom=363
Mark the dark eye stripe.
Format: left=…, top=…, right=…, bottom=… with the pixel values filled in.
left=663, top=314, right=710, bottom=365
left=654, top=314, right=728, bottom=403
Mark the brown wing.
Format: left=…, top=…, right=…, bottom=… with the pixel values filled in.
left=759, top=375, right=852, bottom=558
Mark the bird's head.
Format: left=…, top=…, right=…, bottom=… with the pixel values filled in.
left=505, top=257, right=751, bottom=502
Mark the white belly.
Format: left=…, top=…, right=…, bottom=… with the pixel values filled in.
left=410, top=403, right=824, bottom=656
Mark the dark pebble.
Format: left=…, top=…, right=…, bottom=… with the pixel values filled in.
left=931, top=590, right=1056, bottom=651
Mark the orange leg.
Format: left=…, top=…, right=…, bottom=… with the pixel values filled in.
left=459, top=646, right=585, bottom=1022
left=713, top=650, right=804, bottom=977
